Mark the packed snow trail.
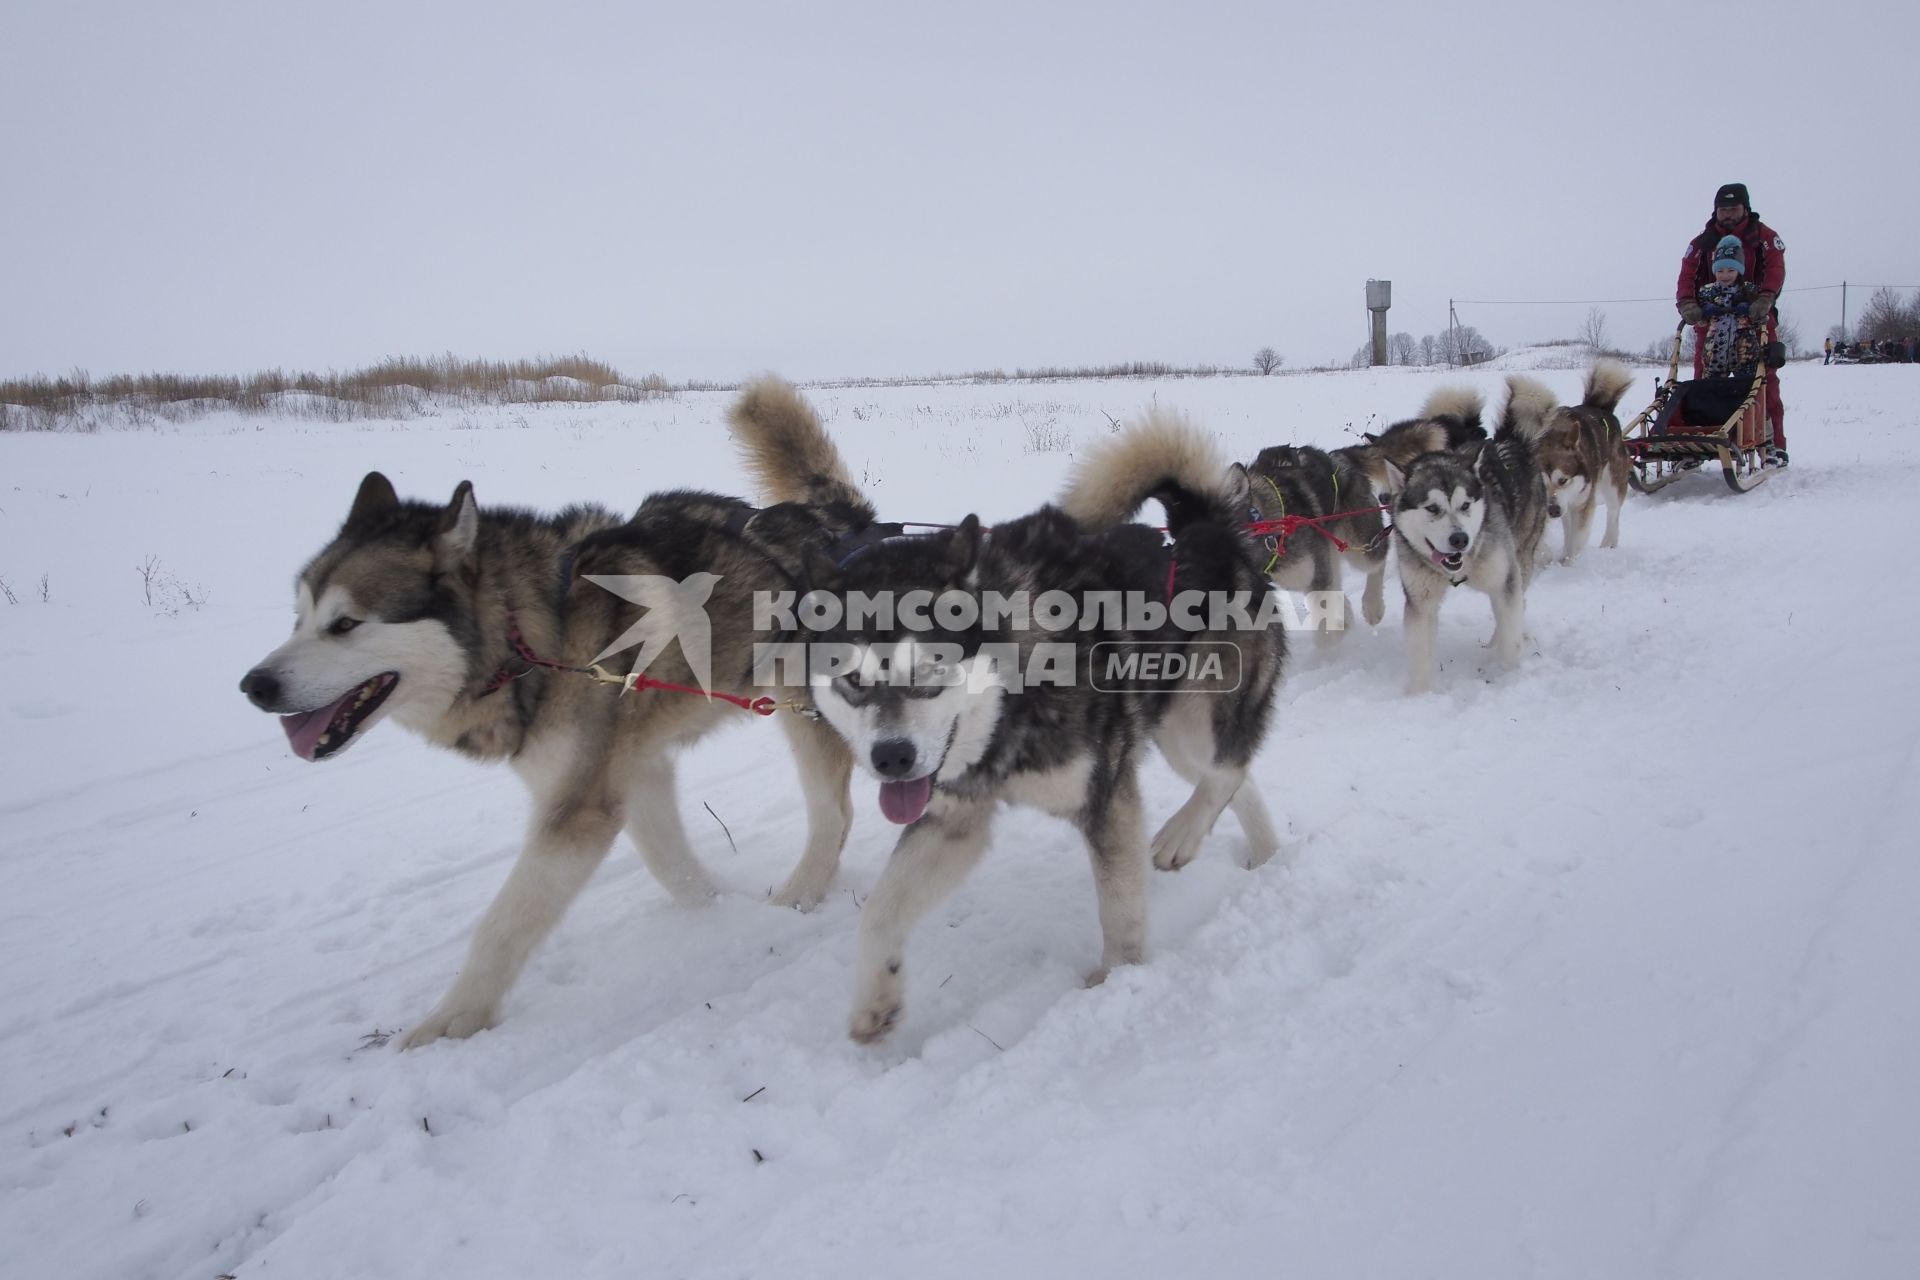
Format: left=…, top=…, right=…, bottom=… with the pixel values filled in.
left=2, top=362, right=1915, bottom=1278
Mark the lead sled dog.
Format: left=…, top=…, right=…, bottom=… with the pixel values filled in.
left=238, top=390, right=869, bottom=1047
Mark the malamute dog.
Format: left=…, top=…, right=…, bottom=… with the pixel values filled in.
left=1383, top=375, right=1552, bottom=695
left=740, top=407, right=1285, bottom=1043
left=1534, top=360, right=1635, bottom=564
left=238, top=389, right=867, bottom=1047
left=1237, top=388, right=1483, bottom=636
left=1246, top=443, right=1386, bottom=638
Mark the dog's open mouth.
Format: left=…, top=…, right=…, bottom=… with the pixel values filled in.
left=280, top=673, right=398, bottom=761
left=878, top=776, right=934, bottom=825
left=1430, top=548, right=1465, bottom=573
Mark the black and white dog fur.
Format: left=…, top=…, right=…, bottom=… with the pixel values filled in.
left=1333, top=386, right=1489, bottom=505
left=739, top=404, right=1285, bottom=1043
left=239, top=385, right=869, bottom=1046
left=1535, top=360, right=1635, bottom=564
left=1384, top=375, right=1553, bottom=695
left=1243, top=445, right=1350, bottom=648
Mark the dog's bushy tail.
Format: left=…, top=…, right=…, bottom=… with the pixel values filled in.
left=1419, top=385, right=1487, bottom=446
left=727, top=377, right=866, bottom=509
left=1060, top=409, right=1239, bottom=534
left=1582, top=359, right=1635, bottom=415
left=1496, top=374, right=1558, bottom=443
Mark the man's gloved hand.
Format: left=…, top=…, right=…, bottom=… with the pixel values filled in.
left=1748, top=292, right=1775, bottom=319
left=1679, top=300, right=1705, bottom=326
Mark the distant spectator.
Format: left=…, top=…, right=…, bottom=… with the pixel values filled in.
left=1824, top=336, right=1833, bottom=365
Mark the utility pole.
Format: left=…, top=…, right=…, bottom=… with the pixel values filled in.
left=1840, top=281, right=1848, bottom=341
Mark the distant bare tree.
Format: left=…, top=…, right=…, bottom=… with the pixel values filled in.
left=1579, top=306, right=1611, bottom=352
left=1419, top=334, right=1437, bottom=366
left=1854, top=286, right=1920, bottom=343
left=1436, top=323, right=1496, bottom=365
left=1253, top=346, right=1283, bottom=375
left=1389, top=332, right=1418, bottom=366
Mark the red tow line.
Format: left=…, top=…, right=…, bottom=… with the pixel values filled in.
left=485, top=614, right=780, bottom=715
left=1244, top=502, right=1392, bottom=556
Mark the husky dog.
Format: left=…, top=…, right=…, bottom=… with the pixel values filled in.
left=1246, top=444, right=1386, bottom=636
left=742, top=409, right=1285, bottom=1043
left=1241, top=446, right=1340, bottom=646
left=1535, top=360, right=1635, bottom=563
left=1384, top=375, right=1553, bottom=695
left=1239, top=388, right=1484, bottom=635
left=238, top=386, right=867, bottom=1047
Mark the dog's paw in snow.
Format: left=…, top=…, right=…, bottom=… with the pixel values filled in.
left=848, top=965, right=905, bottom=1044
left=399, top=1002, right=497, bottom=1050
left=1151, top=804, right=1215, bottom=871
left=769, top=867, right=832, bottom=912
left=849, top=998, right=903, bottom=1045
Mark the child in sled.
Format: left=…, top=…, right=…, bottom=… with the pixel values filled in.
left=1696, top=235, right=1762, bottom=377
left=1649, top=237, right=1766, bottom=442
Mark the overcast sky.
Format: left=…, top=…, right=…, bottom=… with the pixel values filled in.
left=5, top=0, right=1916, bottom=384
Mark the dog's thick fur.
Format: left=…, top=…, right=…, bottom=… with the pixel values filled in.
left=743, top=404, right=1284, bottom=1043
left=1234, top=387, right=1484, bottom=639
left=240, top=397, right=867, bottom=1047
left=1535, top=360, right=1635, bottom=563
left=1336, top=385, right=1489, bottom=498
left=1246, top=444, right=1386, bottom=638
left=1384, top=375, right=1552, bottom=695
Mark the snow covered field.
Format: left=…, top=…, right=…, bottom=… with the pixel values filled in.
left=3, top=359, right=1917, bottom=1279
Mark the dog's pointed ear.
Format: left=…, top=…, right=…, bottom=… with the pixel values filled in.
left=435, top=480, right=480, bottom=567
left=1379, top=459, right=1405, bottom=504
left=348, top=471, right=398, bottom=523
left=1224, top=462, right=1253, bottom=512
left=945, top=514, right=984, bottom=576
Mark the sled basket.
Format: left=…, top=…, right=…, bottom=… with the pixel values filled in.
left=1621, top=324, right=1780, bottom=495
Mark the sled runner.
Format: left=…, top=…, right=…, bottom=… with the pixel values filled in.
left=1623, top=322, right=1780, bottom=495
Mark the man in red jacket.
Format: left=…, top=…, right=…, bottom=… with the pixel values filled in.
left=1675, top=182, right=1788, bottom=465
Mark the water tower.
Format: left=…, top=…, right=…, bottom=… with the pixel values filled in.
left=1366, top=279, right=1391, bottom=366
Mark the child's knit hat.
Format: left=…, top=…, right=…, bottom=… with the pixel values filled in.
left=1712, top=235, right=1744, bottom=274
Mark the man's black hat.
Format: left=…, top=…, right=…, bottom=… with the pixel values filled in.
left=1714, top=182, right=1750, bottom=209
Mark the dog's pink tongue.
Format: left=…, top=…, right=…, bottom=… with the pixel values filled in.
left=878, top=776, right=933, bottom=825
left=1431, top=549, right=1452, bottom=566
left=280, top=689, right=356, bottom=761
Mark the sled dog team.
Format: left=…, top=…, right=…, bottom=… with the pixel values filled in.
left=239, top=362, right=1635, bottom=1047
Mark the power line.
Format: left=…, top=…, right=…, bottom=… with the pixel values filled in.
left=1453, top=295, right=1670, bottom=305
left=1453, top=283, right=1919, bottom=306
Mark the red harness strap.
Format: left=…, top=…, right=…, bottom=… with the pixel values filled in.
left=1245, top=502, right=1391, bottom=557
left=480, top=613, right=777, bottom=715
